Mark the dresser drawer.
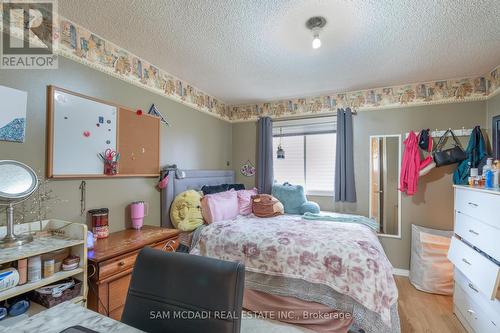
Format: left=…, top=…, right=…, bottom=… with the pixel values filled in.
left=448, top=237, right=500, bottom=300
left=108, top=273, right=132, bottom=314
left=99, top=252, right=138, bottom=280
left=455, top=211, right=500, bottom=262
left=455, top=268, right=500, bottom=321
left=455, top=188, right=500, bottom=227
left=455, top=283, right=500, bottom=333
left=151, top=237, right=179, bottom=252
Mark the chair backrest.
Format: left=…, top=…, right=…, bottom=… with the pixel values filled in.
left=121, top=247, right=245, bottom=333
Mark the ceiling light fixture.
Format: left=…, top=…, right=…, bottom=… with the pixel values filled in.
left=306, top=16, right=326, bottom=49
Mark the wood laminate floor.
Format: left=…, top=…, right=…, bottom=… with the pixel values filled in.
left=396, top=276, right=466, bottom=333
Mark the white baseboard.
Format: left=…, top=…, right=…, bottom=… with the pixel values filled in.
left=393, top=268, right=410, bottom=277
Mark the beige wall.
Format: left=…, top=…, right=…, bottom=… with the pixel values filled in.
left=0, top=57, right=232, bottom=232
left=232, top=121, right=258, bottom=189
left=486, top=93, right=500, bottom=142
left=232, top=101, right=486, bottom=269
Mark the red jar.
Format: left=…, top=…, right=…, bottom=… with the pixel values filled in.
left=89, top=208, right=109, bottom=239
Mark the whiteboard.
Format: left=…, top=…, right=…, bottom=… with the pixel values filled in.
left=52, top=89, right=117, bottom=175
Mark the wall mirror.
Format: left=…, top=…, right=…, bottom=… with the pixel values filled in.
left=369, top=135, right=401, bottom=238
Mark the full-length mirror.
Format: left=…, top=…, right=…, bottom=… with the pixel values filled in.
left=369, top=135, right=401, bottom=238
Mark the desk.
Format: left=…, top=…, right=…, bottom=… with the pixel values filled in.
left=8, top=301, right=142, bottom=333
left=87, top=226, right=179, bottom=320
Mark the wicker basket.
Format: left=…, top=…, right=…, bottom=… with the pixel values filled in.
left=30, top=278, right=82, bottom=308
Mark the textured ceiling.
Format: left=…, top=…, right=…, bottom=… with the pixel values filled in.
left=59, top=0, right=500, bottom=105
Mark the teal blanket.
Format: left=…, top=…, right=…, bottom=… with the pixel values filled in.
left=302, top=212, right=379, bottom=231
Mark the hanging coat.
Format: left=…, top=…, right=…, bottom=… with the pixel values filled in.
left=453, top=126, right=488, bottom=185
left=400, top=131, right=421, bottom=196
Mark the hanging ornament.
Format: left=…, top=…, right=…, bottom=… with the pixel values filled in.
left=276, top=128, right=285, bottom=159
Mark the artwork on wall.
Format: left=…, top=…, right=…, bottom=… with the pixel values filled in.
left=240, top=160, right=256, bottom=177
left=0, top=85, right=27, bottom=143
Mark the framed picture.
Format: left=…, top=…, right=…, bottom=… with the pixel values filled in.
left=492, top=115, right=500, bottom=160
left=0, top=85, right=27, bottom=143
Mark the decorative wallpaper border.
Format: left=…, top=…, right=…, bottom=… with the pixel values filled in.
left=229, top=65, right=500, bottom=121
left=56, top=17, right=231, bottom=121
left=1, top=10, right=499, bottom=123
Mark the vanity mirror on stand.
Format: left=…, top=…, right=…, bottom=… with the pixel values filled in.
left=0, top=160, right=39, bottom=248
left=369, top=135, right=402, bottom=238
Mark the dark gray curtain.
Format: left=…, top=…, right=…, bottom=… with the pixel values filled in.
left=335, top=108, right=356, bottom=202
left=257, top=117, right=273, bottom=194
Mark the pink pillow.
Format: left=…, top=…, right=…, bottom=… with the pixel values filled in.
left=237, top=188, right=258, bottom=215
left=201, top=189, right=239, bottom=224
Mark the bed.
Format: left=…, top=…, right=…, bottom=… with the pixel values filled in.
left=160, top=169, right=400, bottom=333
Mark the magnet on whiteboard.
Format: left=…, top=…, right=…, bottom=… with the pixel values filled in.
left=99, top=116, right=104, bottom=123
left=106, top=140, right=111, bottom=144
left=107, top=120, right=111, bottom=124
left=83, top=131, right=90, bottom=137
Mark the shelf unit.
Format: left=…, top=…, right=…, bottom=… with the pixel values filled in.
left=0, top=220, right=87, bottom=329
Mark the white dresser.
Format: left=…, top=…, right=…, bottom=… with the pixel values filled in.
left=448, top=185, right=500, bottom=333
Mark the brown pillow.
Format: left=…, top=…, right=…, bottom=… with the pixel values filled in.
left=251, top=194, right=284, bottom=218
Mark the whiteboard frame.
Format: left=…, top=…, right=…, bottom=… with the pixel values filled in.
left=46, top=86, right=159, bottom=179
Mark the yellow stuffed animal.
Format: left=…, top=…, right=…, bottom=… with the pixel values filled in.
left=170, top=190, right=204, bottom=231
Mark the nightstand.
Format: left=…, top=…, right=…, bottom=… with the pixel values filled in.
left=87, top=226, right=179, bottom=320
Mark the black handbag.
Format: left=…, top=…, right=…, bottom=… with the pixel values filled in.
left=432, top=129, right=467, bottom=167
left=418, top=129, right=431, bottom=151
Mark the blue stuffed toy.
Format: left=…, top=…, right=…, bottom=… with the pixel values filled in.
left=272, top=183, right=320, bottom=215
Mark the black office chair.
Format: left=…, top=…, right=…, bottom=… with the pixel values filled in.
left=121, top=247, right=245, bottom=333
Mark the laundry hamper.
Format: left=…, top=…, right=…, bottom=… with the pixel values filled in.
left=409, top=224, right=454, bottom=295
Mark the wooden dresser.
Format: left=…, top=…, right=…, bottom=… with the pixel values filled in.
left=448, top=186, right=500, bottom=333
left=87, top=226, right=180, bottom=320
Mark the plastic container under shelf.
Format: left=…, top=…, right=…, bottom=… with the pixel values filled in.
left=409, top=224, right=454, bottom=295
left=29, top=278, right=82, bottom=308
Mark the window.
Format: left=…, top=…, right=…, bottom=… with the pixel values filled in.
left=273, top=132, right=336, bottom=196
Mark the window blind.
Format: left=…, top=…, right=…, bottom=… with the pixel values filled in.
left=273, top=135, right=305, bottom=186
left=272, top=117, right=336, bottom=196
left=272, top=116, right=336, bottom=136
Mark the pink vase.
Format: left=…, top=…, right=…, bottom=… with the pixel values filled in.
left=130, top=201, right=148, bottom=229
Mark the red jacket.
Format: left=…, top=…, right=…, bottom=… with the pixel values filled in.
left=400, top=131, right=420, bottom=195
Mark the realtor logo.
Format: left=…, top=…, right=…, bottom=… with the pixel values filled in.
left=1, top=0, right=58, bottom=69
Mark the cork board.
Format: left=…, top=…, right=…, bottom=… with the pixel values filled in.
left=117, top=108, right=160, bottom=176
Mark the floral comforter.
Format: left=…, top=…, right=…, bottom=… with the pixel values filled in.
left=190, top=213, right=398, bottom=327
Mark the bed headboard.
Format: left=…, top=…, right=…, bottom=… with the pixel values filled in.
left=160, top=169, right=235, bottom=228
